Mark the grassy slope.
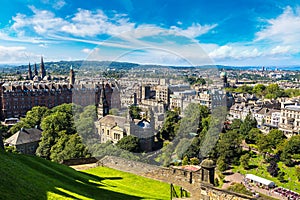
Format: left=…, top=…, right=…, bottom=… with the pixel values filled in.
left=0, top=150, right=175, bottom=200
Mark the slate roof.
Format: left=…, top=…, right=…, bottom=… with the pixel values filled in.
left=5, top=128, right=42, bottom=146
left=99, top=115, right=127, bottom=128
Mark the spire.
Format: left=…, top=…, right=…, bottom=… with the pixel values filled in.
left=69, top=65, right=75, bottom=85
left=39, top=56, right=46, bottom=79
left=97, top=81, right=109, bottom=118
left=28, top=62, right=33, bottom=80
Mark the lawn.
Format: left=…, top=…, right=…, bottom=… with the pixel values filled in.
left=232, top=153, right=300, bottom=192
left=0, top=150, right=180, bottom=200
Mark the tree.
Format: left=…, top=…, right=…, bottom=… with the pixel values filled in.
left=281, top=135, right=300, bottom=166
left=240, top=153, right=250, bottom=169
left=240, top=114, right=257, bottom=139
left=129, top=105, right=142, bottom=119
left=22, top=106, right=50, bottom=128
left=267, top=160, right=279, bottom=177
left=246, top=128, right=261, bottom=144
left=216, top=130, right=242, bottom=164
left=277, top=171, right=285, bottom=183
left=252, top=84, right=266, bottom=96
left=217, top=157, right=228, bottom=172
left=160, top=110, right=180, bottom=140
left=227, top=183, right=252, bottom=196
left=190, top=157, right=200, bottom=165
left=230, top=119, right=242, bottom=130
left=267, top=129, right=286, bottom=149
left=265, top=83, right=284, bottom=99
left=109, top=108, right=119, bottom=116
left=50, top=133, right=89, bottom=162
left=182, top=156, right=189, bottom=166
left=116, top=135, right=140, bottom=153
left=295, top=166, right=300, bottom=182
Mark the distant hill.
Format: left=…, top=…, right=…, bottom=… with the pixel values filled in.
left=0, top=150, right=174, bottom=199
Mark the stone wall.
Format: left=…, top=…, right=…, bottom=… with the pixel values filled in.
left=61, top=157, right=99, bottom=166
left=98, top=156, right=255, bottom=200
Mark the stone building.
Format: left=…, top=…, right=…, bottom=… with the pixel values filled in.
left=4, top=127, right=42, bottom=155
left=97, top=111, right=155, bottom=152
left=0, top=60, right=119, bottom=120
left=279, top=101, right=300, bottom=137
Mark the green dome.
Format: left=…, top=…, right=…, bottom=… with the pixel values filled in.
left=200, top=159, right=215, bottom=168
left=220, top=71, right=227, bottom=77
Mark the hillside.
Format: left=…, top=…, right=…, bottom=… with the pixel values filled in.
left=0, top=150, right=174, bottom=200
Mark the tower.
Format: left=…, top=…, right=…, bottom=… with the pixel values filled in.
left=39, top=56, right=46, bottom=79
left=34, top=63, right=38, bottom=76
left=28, top=63, right=33, bottom=80
left=97, top=82, right=109, bottom=118
left=69, top=65, right=75, bottom=85
left=200, top=158, right=215, bottom=185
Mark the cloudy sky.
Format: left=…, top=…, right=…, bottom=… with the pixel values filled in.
left=1, top=0, right=300, bottom=66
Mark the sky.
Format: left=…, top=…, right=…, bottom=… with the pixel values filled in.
left=1, top=0, right=300, bottom=67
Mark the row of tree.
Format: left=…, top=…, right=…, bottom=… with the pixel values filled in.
left=226, top=83, right=300, bottom=99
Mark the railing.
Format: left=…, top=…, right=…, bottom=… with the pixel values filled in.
left=170, top=183, right=188, bottom=199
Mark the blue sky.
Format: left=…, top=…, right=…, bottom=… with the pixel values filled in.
left=1, top=0, right=300, bottom=66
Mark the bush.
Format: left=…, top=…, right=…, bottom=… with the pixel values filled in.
left=190, top=157, right=200, bottom=165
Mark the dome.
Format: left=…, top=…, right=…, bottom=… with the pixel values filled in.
left=200, top=158, right=215, bottom=168
left=220, top=71, right=227, bottom=77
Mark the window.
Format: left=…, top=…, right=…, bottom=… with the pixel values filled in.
left=107, top=130, right=109, bottom=135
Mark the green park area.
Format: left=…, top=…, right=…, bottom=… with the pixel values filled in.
left=232, top=153, right=300, bottom=192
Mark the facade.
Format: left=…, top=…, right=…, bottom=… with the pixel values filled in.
left=0, top=57, right=122, bottom=120
left=97, top=113, right=155, bottom=152
left=279, top=102, right=300, bottom=137
left=4, top=128, right=42, bottom=155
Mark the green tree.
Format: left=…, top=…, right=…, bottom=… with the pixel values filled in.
left=277, top=171, right=285, bottom=183
left=160, top=110, right=180, bottom=140
left=240, top=114, right=257, bottom=140
left=240, top=153, right=250, bottom=169
left=129, top=105, right=142, bottom=119
left=246, top=128, right=262, bottom=144
left=252, top=84, right=266, bottom=96
left=265, top=83, right=284, bottom=99
left=217, top=157, right=228, bottom=172
left=182, top=156, right=189, bottom=166
left=216, top=130, right=242, bottom=164
left=295, top=166, right=300, bottom=181
left=230, top=119, right=242, bottom=130
left=281, top=135, right=300, bottom=166
left=116, top=135, right=140, bottom=153
left=227, top=183, right=252, bottom=196
left=50, top=133, right=89, bottom=162
left=190, top=157, right=200, bottom=165
left=267, top=129, right=286, bottom=149
left=9, top=106, right=50, bottom=134
left=109, top=108, right=119, bottom=116
left=267, top=160, right=279, bottom=177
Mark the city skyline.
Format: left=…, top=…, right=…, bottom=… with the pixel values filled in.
left=1, top=0, right=300, bottom=67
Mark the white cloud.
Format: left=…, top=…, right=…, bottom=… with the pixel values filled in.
left=255, top=6, right=300, bottom=45
left=0, top=46, right=38, bottom=64
left=170, top=23, right=217, bottom=38
left=53, top=0, right=66, bottom=10
left=208, top=45, right=262, bottom=60
left=81, top=48, right=93, bottom=54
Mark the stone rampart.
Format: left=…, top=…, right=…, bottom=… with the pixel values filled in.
left=98, top=156, right=255, bottom=200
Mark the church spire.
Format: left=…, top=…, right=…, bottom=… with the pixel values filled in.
left=39, top=56, right=46, bottom=79
left=97, top=81, right=109, bottom=118
left=28, top=62, right=33, bottom=80
left=69, top=65, right=75, bottom=85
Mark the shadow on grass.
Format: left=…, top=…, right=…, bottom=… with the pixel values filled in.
left=1, top=152, right=166, bottom=200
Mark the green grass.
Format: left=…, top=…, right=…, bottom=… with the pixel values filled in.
left=232, top=153, right=300, bottom=192
left=0, top=150, right=180, bottom=200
